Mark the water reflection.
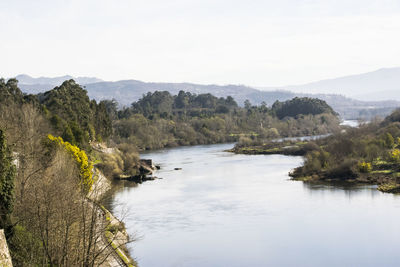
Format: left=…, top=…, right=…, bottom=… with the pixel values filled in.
left=109, top=143, right=400, bottom=267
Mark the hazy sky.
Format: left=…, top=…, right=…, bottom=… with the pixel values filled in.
left=1, top=0, right=400, bottom=86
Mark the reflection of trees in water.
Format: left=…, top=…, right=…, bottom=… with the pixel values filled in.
left=101, top=180, right=139, bottom=209
left=300, top=181, right=385, bottom=199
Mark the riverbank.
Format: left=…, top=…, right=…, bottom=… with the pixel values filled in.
left=228, top=140, right=311, bottom=156
left=230, top=136, right=400, bottom=194
left=290, top=170, right=400, bottom=193
left=90, top=167, right=137, bottom=266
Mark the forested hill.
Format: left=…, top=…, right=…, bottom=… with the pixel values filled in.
left=111, top=90, right=340, bottom=150
left=38, top=80, right=112, bottom=147
left=272, top=97, right=337, bottom=119
left=14, top=75, right=400, bottom=120
left=74, top=80, right=400, bottom=120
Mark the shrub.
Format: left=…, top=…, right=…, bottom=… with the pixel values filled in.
left=48, top=134, right=93, bottom=191
left=302, top=141, right=320, bottom=153
left=326, top=159, right=358, bottom=179
left=384, top=133, right=395, bottom=148
left=390, top=149, right=400, bottom=163
left=238, top=136, right=253, bottom=146
left=358, top=161, right=372, bottom=173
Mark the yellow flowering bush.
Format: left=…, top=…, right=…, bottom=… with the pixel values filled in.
left=48, top=134, right=93, bottom=191
left=390, top=149, right=400, bottom=163
left=358, top=161, right=372, bottom=173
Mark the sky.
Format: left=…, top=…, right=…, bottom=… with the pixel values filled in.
left=1, top=0, right=400, bottom=86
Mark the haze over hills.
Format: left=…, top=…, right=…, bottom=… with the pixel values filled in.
left=10, top=71, right=400, bottom=120
left=260, top=67, right=400, bottom=101
left=13, top=74, right=103, bottom=94
left=15, top=74, right=103, bottom=85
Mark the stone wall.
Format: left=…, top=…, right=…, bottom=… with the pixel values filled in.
left=0, top=230, right=12, bottom=267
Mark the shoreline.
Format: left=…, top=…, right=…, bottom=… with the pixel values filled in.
left=90, top=167, right=137, bottom=267
left=290, top=174, right=400, bottom=193
left=230, top=141, right=400, bottom=195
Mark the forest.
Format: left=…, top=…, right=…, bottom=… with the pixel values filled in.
left=0, top=78, right=341, bottom=265
left=110, top=91, right=341, bottom=150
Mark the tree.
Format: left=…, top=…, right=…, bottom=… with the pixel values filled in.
left=272, top=97, right=336, bottom=119
left=384, top=132, right=395, bottom=148
left=0, top=129, right=15, bottom=238
left=244, top=99, right=252, bottom=110
left=101, top=99, right=119, bottom=121
left=40, top=79, right=112, bottom=147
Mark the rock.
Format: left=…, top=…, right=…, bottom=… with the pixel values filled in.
left=116, top=159, right=159, bottom=183
left=0, top=230, right=12, bottom=267
left=140, top=159, right=156, bottom=170
left=174, top=167, right=182, bottom=170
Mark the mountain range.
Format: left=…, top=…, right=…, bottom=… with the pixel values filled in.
left=9, top=67, right=400, bottom=120
left=260, top=67, right=400, bottom=101
left=14, top=74, right=103, bottom=94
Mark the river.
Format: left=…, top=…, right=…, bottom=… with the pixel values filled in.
left=108, top=143, right=400, bottom=267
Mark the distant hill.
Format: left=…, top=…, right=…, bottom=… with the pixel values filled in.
left=260, top=67, right=400, bottom=101
left=352, top=89, right=400, bottom=102
left=79, top=80, right=400, bottom=120
left=84, top=80, right=284, bottom=106
left=13, top=74, right=103, bottom=94
left=13, top=73, right=400, bottom=120
left=15, top=74, right=103, bottom=85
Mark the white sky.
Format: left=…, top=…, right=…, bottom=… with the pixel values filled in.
left=1, top=0, right=400, bottom=86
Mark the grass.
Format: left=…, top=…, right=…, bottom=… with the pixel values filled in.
left=392, top=172, right=400, bottom=178
left=105, top=231, right=134, bottom=267
left=295, top=141, right=308, bottom=146
left=240, top=147, right=281, bottom=153
left=229, top=132, right=259, bottom=137
left=291, top=176, right=314, bottom=182
left=101, top=205, right=136, bottom=266
left=378, top=183, right=400, bottom=193
left=371, top=170, right=393, bottom=174
left=373, top=159, right=390, bottom=166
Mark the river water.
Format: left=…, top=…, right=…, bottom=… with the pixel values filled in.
left=109, top=143, right=400, bottom=267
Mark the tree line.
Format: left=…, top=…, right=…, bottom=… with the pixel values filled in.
left=106, top=90, right=340, bottom=150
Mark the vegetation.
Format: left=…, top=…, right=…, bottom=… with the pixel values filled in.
left=230, top=139, right=320, bottom=156
left=96, top=143, right=140, bottom=179
left=277, top=110, right=400, bottom=191
left=231, top=107, right=400, bottom=194
left=0, top=129, right=15, bottom=239
left=0, top=78, right=132, bottom=266
left=0, top=77, right=343, bottom=265
left=40, top=80, right=112, bottom=148
left=48, top=134, right=94, bottom=192
left=271, top=97, right=337, bottom=119
left=112, top=91, right=340, bottom=150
